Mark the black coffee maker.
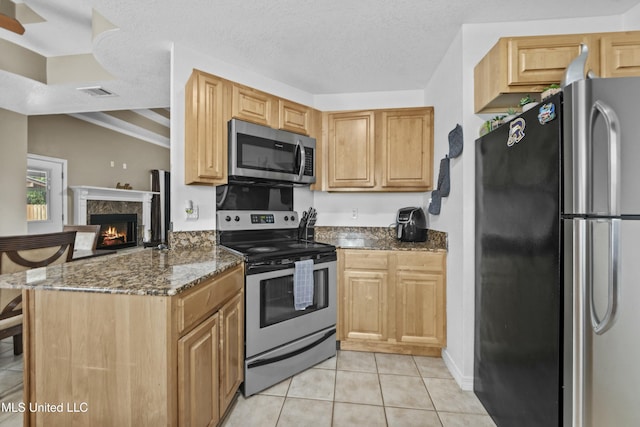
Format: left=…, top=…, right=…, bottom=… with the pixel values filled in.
left=396, top=207, right=427, bottom=242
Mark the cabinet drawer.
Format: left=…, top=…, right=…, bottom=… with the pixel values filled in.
left=343, top=250, right=388, bottom=270
left=395, top=251, right=445, bottom=273
left=177, top=265, right=243, bottom=335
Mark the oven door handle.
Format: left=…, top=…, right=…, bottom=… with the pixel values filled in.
left=247, top=328, right=336, bottom=369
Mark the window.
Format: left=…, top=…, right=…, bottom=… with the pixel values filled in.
left=26, top=168, right=49, bottom=221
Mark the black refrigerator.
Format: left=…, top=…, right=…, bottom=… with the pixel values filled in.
left=475, top=92, right=563, bottom=427
left=475, top=77, right=640, bottom=427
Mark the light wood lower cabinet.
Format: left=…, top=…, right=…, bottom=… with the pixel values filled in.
left=218, top=291, right=243, bottom=415
left=338, top=249, right=446, bottom=356
left=179, top=313, right=220, bottom=427
left=24, top=264, right=244, bottom=427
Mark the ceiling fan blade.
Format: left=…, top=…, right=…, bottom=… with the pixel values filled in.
left=0, top=13, right=25, bottom=35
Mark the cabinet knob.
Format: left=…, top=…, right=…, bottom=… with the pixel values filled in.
left=225, top=216, right=231, bottom=222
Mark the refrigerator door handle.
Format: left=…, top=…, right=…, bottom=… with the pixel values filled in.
left=590, top=100, right=621, bottom=216
left=590, top=219, right=621, bottom=335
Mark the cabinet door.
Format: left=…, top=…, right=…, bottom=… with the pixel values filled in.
left=232, top=84, right=277, bottom=127
left=380, top=108, right=433, bottom=189
left=507, top=34, right=595, bottom=86
left=279, top=99, right=312, bottom=135
left=327, top=111, right=375, bottom=188
left=395, top=271, right=446, bottom=347
left=342, top=269, right=388, bottom=341
left=184, top=70, right=228, bottom=185
left=219, top=290, right=244, bottom=415
left=178, top=313, right=220, bottom=427
left=599, top=32, right=640, bottom=78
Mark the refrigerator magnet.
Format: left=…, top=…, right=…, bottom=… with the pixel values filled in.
left=538, top=102, right=556, bottom=125
left=507, top=117, right=526, bottom=147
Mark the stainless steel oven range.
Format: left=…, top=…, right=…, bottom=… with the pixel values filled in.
left=217, top=210, right=337, bottom=396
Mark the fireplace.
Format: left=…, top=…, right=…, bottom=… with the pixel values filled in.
left=90, top=214, right=138, bottom=250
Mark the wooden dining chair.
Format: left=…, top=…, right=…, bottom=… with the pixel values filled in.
left=63, top=224, right=101, bottom=251
left=0, top=231, right=76, bottom=355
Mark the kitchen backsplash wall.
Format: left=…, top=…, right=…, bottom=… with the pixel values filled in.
left=306, top=188, right=427, bottom=227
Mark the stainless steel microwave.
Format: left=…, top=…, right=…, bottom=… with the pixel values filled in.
left=228, top=119, right=316, bottom=185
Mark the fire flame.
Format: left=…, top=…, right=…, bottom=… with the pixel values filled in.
left=101, top=226, right=127, bottom=246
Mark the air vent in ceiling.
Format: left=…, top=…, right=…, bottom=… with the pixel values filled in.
left=77, top=86, right=117, bottom=97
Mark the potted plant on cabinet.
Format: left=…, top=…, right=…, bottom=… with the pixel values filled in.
left=541, top=84, right=561, bottom=100
left=503, top=107, right=518, bottom=122
left=520, top=94, right=537, bottom=112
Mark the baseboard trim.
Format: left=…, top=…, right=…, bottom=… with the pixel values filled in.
left=441, top=348, right=474, bottom=391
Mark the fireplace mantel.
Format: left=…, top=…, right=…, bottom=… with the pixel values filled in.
left=70, top=186, right=159, bottom=235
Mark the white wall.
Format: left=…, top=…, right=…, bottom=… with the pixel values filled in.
left=422, top=30, right=466, bottom=386
left=0, top=108, right=28, bottom=236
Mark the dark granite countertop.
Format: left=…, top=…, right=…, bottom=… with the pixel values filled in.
left=314, top=226, right=447, bottom=252
left=0, top=246, right=243, bottom=296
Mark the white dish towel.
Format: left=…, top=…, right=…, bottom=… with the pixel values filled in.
left=294, top=259, right=314, bottom=310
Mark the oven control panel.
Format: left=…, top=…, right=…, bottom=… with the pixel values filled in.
left=251, top=214, right=274, bottom=224
left=217, top=210, right=299, bottom=230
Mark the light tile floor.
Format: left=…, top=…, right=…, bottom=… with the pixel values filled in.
left=0, top=338, right=25, bottom=427
left=0, top=339, right=497, bottom=427
left=222, top=351, right=497, bottom=427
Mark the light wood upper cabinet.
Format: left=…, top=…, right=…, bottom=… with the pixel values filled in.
left=475, top=31, right=640, bottom=113
left=506, top=34, right=595, bottom=86
left=324, top=107, right=434, bottom=192
left=231, top=84, right=278, bottom=127
left=339, top=249, right=446, bottom=356
left=184, top=69, right=230, bottom=185
left=379, top=108, right=434, bottom=189
left=279, top=99, right=313, bottom=135
left=327, top=111, right=376, bottom=189
left=599, top=32, right=640, bottom=78
left=184, top=69, right=434, bottom=191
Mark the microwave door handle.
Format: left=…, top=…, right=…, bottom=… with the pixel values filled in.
left=296, top=140, right=306, bottom=182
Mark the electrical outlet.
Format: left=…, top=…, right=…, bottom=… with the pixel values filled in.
left=110, top=161, right=115, bottom=167
left=351, top=208, right=358, bottom=219
left=122, top=163, right=127, bottom=169
left=186, top=206, right=199, bottom=220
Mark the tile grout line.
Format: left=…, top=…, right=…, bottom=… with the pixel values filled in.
left=373, top=353, right=391, bottom=426
left=413, top=354, right=445, bottom=427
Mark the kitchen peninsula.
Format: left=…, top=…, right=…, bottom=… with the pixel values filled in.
left=0, top=246, right=244, bottom=427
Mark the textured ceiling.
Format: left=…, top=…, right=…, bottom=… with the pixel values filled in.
left=2, top=0, right=640, bottom=115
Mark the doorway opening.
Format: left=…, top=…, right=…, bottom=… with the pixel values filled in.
left=26, top=154, right=67, bottom=235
